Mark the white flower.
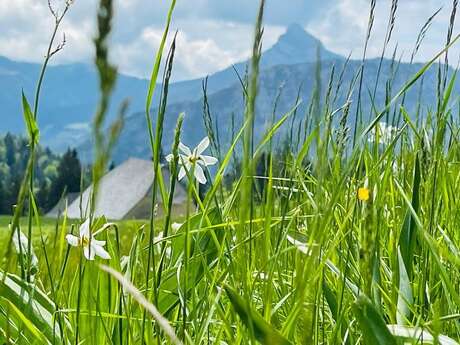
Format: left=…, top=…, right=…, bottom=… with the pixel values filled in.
left=11, top=228, right=39, bottom=278
left=66, top=219, right=111, bottom=260
left=152, top=231, right=172, bottom=258
left=171, top=222, right=183, bottom=231
left=368, top=122, right=398, bottom=145
left=120, top=255, right=130, bottom=270
left=12, top=229, right=39, bottom=267
left=166, top=136, right=218, bottom=184
left=153, top=231, right=164, bottom=244
left=252, top=271, right=268, bottom=280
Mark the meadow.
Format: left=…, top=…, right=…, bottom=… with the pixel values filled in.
left=4, top=0, right=460, bottom=344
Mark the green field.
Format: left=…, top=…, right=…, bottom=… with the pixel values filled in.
left=4, top=0, right=460, bottom=344
left=0, top=215, right=162, bottom=255
left=0, top=215, right=58, bottom=228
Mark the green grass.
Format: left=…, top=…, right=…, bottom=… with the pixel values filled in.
left=3, top=0, right=460, bottom=344
left=0, top=215, right=58, bottom=227
left=0, top=215, right=164, bottom=255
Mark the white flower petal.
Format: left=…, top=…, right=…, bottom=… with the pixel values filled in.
left=120, top=255, right=130, bottom=269
left=171, top=222, right=183, bottom=231
left=13, top=231, right=29, bottom=252
left=91, top=238, right=106, bottom=247
left=79, top=219, right=90, bottom=238
left=196, top=137, right=210, bottom=155
left=84, top=245, right=96, bottom=260
left=178, top=166, right=187, bottom=180
left=179, top=154, right=189, bottom=165
left=92, top=222, right=113, bottom=237
left=153, top=232, right=164, bottom=243
left=194, top=164, right=207, bottom=184
left=179, top=142, right=192, bottom=156
left=165, top=154, right=174, bottom=162
left=200, top=155, right=218, bottom=166
left=66, top=234, right=80, bottom=247
left=92, top=243, right=111, bottom=260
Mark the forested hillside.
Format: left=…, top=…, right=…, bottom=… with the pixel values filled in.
left=0, top=134, right=84, bottom=214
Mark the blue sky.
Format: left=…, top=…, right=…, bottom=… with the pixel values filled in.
left=0, top=0, right=458, bottom=80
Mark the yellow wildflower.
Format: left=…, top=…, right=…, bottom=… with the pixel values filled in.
left=357, top=187, right=370, bottom=201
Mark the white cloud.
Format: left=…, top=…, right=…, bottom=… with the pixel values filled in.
left=0, top=0, right=284, bottom=80
left=2, top=0, right=460, bottom=81
left=0, top=0, right=95, bottom=63
left=308, top=0, right=460, bottom=64
left=65, top=122, right=91, bottom=131
left=112, top=20, right=283, bottom=80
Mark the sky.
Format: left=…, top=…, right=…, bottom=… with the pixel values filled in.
left=0, top=0, right=459, bottom=81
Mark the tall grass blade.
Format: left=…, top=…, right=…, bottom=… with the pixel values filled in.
left=100, top=265, right=183, bottom=345
left=352, top=296, right=397, bottom=345
left=224, top=284, right=292, bottom=345
left=398, top=155, right=421, bottom=279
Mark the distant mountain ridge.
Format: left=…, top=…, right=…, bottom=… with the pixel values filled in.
left=163, top=23, right=343, bottom=105
left=0, top=24, right=342, bottom=151
left=87, top=25, right=452, bottom=163
left=261, top=23, right=341, bottom=66
left=93, top=58, right=446, bottom=164
left=0, top=24, right=454, bottom=163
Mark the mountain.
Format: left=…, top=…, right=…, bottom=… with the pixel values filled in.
left=261, top=23, right=341, bottom=66
left=167, top=23, right=342, bottom=101
left=79, top=26, right=452, bottom=163
left=0, top=24, right=340, bottom=152
left=1, top=24, right=453, bottom=164
left=0, top=57, right=151, bottom=148
left=84, top=57, right=445, bottom=164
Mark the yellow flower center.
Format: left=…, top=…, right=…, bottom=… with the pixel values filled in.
left=357, top=187, right=370, bottom=201
left=188, top=155, right=199, bottom=164
left=80, top=236, right=90, bottom=247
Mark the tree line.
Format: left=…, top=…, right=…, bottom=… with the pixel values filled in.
left=0, top=133, right=84, bottom=215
